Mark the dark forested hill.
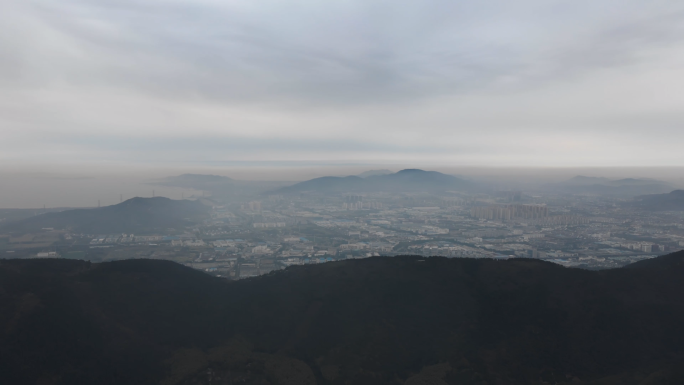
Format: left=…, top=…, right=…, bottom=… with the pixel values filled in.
left=0, top=197, right=210, bottom=234
left=2, top=252, right=684, bottom=384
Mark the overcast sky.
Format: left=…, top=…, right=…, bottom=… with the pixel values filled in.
left=2, top=0, right=684, bottom=169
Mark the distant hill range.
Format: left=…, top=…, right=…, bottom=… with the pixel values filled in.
left=543, top=175, right=674, bottom=196
left=2, top=252, right=684, bottom=384
left=277, top=169, right=469, bottom=194
left=634, top=190, right=684, bottom=211
left=0, top=197, right=210, bottom=234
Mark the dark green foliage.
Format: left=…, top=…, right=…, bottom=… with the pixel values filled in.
left=2, top=253, right=684, bottom=384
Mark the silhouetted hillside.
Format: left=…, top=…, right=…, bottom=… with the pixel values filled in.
left=634, top=190, right=684, bottom=211
left=0, top=197, right=210, bottom=234
left=277, top=169, right=469, bottom=194
left=2, top=252, right=684, bottom=384
left=0, top=208, right=73, bottom=223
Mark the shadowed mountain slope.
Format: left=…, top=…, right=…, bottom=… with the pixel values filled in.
left=277, top=169, right=469, bottom=194
left=2, top=253, right=684, bottom=384
left=357, top=169, right=393, bottom=178
left=634, top=190, right=684, bottom=211
left=0, top=197, right=210, bottom=234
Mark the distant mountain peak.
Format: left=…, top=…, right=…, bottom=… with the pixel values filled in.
left=276, top=169, right=467, bottom=194
left=357, top=169, right=392, bottom=178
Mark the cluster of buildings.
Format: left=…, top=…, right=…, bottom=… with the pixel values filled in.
left=46, top=187, right=684, bottom=277
left=470, top=204, right=549, bottom=220
left=342, top=195, right=383, bottom=210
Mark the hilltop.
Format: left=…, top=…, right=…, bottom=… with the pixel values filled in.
left=0, top=197, right=210, bottom=234
left=357, top=169, right=393, bottom=178
left=277, top=169, right=469, bottom=194
left=2, top=252, right=684, bottom=384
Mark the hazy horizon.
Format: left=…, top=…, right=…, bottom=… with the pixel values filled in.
left=2, top=164, right=683, bottom=209
left=3, top=1, right=684, bottom=207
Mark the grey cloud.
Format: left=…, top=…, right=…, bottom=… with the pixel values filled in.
left=6, top=133, right=471, bottom=162
left=6, top=0, right=682, bottom=106
left=542, top=10, right=684, bottom=81
left=2, top=0, right=684, bottom=168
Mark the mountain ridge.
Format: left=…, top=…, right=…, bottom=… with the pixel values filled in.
left=2, top=252, right=684, bottom=384
left=277, top=169, right=469, bottom=194
left=634, top=189, right=684, bottom=211
left=357, top=169, right=393, bottom=178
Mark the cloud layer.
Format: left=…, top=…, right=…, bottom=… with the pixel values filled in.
left=2, top=0, right=684, bottom=167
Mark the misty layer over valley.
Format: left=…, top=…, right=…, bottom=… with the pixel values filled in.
left=3, top=167, right=684, bottom=270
